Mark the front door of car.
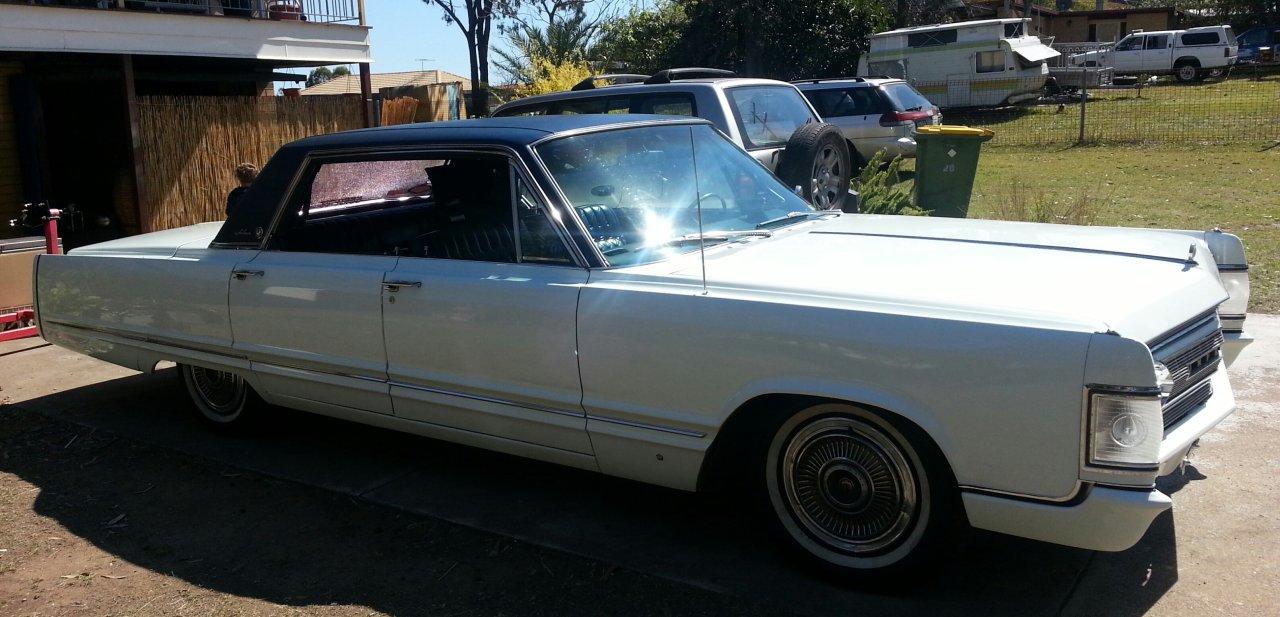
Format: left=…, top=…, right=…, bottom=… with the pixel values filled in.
left=1111, top=35, right=1144, bottom=72
left=380, top=160, right=593, bottom=454
left=228, top=251, right=395, bottom=415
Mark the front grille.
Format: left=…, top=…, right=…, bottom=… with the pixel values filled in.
left=1151, top=313, right=1223, bottom=432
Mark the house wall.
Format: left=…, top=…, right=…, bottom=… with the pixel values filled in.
left=0, top=61, right=22, bottom=228
left=1049, top=13, right=1176, bottom=43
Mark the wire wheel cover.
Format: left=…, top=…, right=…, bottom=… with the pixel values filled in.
left=782, top=418, right=918, bottom=554
left=190, top=367, right=245, bottom=416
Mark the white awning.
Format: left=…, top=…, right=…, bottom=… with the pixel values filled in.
left=1013, top=44, right=1061, bottom=63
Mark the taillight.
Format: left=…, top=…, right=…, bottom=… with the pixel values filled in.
left=879, top=111, right=932, bottom=127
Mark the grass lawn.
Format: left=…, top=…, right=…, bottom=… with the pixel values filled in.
left=894, top=142, right=1280, bottom=312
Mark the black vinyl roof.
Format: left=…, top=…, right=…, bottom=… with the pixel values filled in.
left=285, top=114, right=709, bottom=152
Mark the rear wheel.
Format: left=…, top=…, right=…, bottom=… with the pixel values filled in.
left=1174, top=61, right=1201, bottom=83
left=180, top=364, right=266, bottom=431
left=758, top=403, right=958, bottom=582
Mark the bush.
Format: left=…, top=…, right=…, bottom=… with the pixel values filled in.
left=854, top=151, right=927, bottom=216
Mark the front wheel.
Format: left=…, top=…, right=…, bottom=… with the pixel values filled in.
left=180, top=364, right=266, bottom=431
left=759, top=403, right=958, bottom=581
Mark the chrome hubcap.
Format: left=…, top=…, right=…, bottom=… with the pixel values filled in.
left=190, top=367, right=245, bottom=417
left=782, top=417, right=917, bottom=554
left=809, top=145, right=844, bottom=209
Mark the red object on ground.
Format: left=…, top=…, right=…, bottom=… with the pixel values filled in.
left=0, top=309, right=37, bottom=343
left=1, top=207, right=60, bottom=342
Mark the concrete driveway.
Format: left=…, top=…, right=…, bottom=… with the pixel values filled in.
left=1, top=315, right=1276, bottom=616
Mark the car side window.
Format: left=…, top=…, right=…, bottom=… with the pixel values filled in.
left=1116, top=36, right=1143, bottom=51
left=268, top=152, right=572, bottom=265
left=1145, top=35, right=1169, bottom=49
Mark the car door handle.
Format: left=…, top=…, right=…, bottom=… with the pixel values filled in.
left=231, top=269, right=264, bottom=280
left=383, top=280, right=422, bottom=292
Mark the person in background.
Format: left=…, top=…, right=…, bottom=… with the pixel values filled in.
left=226, top=163, right=259, bottom=216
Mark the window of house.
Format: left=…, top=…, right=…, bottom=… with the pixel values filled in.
left=977, top=51, right=1006, bottom=73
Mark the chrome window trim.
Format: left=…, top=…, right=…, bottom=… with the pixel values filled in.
left=259, top=145, right=591, bottom=269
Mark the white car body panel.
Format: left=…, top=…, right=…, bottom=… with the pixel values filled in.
left=32, top=117, right=1252, bottom=561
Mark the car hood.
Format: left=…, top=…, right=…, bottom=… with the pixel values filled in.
left=68, top=223, right=224, bottom=258
left=648, top=214, right=1228, bottom=344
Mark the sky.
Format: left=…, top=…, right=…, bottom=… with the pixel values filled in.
left=353, top=1, right=638, bottom=81
left=362, top=2, right=476, bottom=78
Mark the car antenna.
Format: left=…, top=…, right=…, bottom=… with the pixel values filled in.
left=689, top=128, right=708, bottom=295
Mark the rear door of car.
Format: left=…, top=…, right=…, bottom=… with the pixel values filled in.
left=1142, top=33, right=1173, bottom=72
left=228, top=153, right=403, bottom=416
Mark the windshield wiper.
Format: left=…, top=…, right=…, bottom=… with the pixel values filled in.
left=755, top=211, right=838, bottom=229
left=661, top=229, right=773, bottom=246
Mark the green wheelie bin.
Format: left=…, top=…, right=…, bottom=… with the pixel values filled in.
left=911, top=125, right=994, bottom=218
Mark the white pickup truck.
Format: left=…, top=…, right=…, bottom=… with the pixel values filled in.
left=1068, top=25, right=1237, bottom=82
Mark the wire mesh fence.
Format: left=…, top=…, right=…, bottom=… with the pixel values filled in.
left=942, top=71, right=1280, bottom=146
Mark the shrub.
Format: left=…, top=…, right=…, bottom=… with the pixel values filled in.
left=853, top=150, right=927, bottom=216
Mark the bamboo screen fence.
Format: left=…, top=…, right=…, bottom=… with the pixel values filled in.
left=137, top=95, right=363, bottom=232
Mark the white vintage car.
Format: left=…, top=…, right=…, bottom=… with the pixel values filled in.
left=34, top=115, right=1252, bottom=581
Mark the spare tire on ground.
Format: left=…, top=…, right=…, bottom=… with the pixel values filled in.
left=776, top=122, right=852, bottom=212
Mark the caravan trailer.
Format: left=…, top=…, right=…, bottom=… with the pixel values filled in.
left=858, top=18, right=1059, bottom=108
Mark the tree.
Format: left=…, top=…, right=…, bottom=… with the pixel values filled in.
left=305, top=66, right=353, bottom=88
left=305, top=67, right=333, bottom=87
left=422, top=0, right=521, bottom=116
left=494, top=6, right=602, bottom=85
left=594, top=1, right=688, bottom=75
left=596, top=0, right=893, bottom=80
left=518, top=57, right=594, bottom=95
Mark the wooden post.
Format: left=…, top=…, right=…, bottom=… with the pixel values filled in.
left=122, top=55, right=151, bottom=234
left=360, top=62, right=374, bottom=127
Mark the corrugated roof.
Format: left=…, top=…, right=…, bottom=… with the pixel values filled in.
left=300, top=69, right=471, bottom=95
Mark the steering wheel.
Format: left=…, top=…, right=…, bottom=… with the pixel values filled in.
left=686, top=192, right=729, bottom=225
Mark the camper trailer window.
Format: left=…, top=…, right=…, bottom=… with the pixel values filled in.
left=907, top=30, right=958, bottom=48
left=977, top=51, right=1006, bottom=73
left=1004, top=22, right=1024, bottom=38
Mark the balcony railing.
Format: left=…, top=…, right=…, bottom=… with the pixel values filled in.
left=6, top=0, right=362, bottom=25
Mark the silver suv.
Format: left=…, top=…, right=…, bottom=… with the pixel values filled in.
left=793, top=78, right=941, bottom=166
left=491, top=69, right=855, bottom=211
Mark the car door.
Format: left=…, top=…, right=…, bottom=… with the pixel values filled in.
left=228, top=155, right=406, bottom=415
left=1143, top=34, right=1172, bottom=72
left=1111, top=34, right=1144, bottom=73
left=380, top=154, right=593, bottom=454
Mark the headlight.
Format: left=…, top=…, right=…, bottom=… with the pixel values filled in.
left=1088, top=391, right=1162, bottom=469
left=1217, top=268, right=1249, bottom=332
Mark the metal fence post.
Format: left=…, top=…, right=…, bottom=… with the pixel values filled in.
left=1078, top=65, right=1087, bottom=145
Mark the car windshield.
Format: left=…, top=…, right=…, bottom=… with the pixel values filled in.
left=535, top=124, right=817, bottom=267
left=725, top=86, right=818, bottom=149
